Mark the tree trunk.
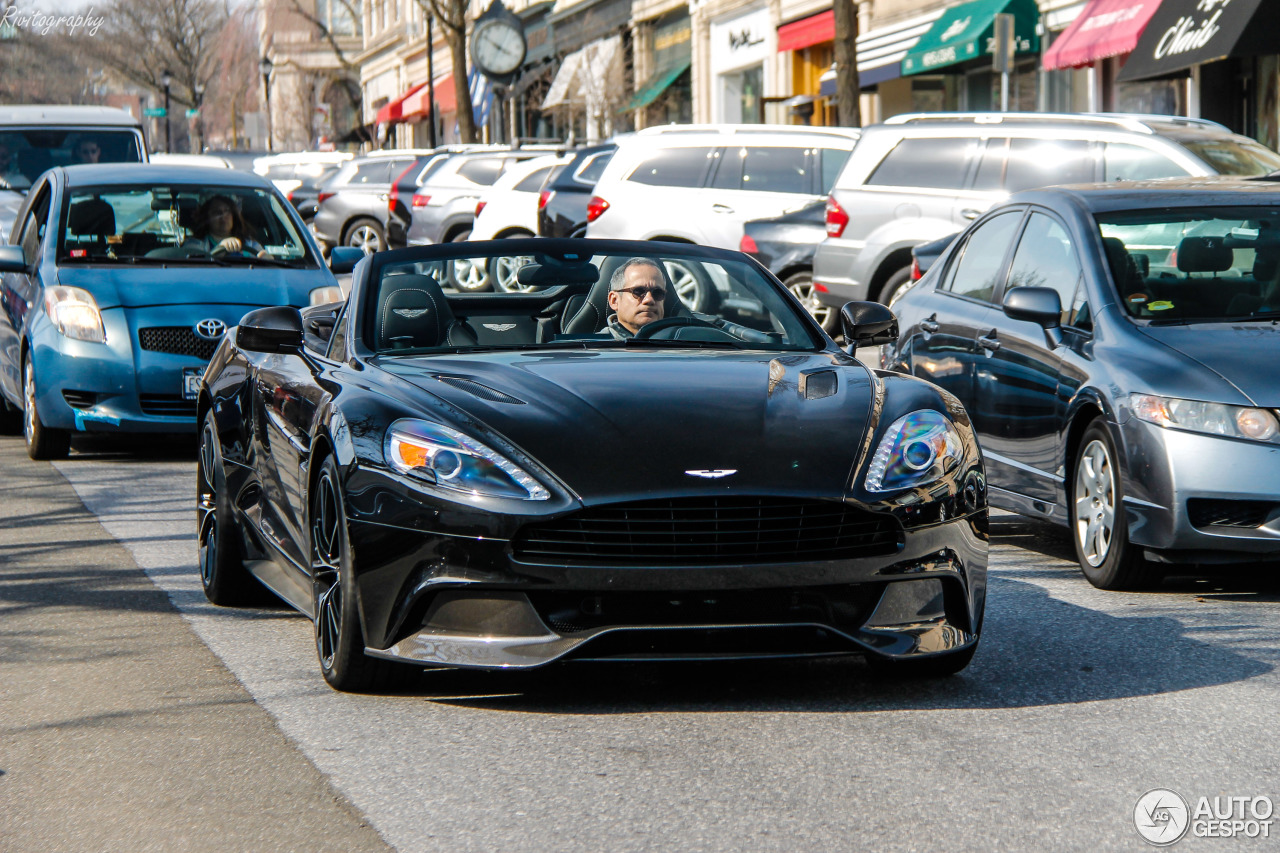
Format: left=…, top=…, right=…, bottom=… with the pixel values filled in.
left=446, top=26, right=477, bottom=143
left=832, top=0, right=861, bottom=128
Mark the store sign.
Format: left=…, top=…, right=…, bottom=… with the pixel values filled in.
left=710, top=7, right=770, bottom=71
left=1154, top=1, right=1226, bottom=59
left=1117, top=0, right=1266, bottom=82
left=654, top=15, right=691, bottom=68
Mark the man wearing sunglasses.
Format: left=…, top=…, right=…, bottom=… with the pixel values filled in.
left=606, top=257, right=667, bottom=339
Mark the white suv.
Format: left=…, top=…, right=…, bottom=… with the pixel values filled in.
left=584, top=125, right=860, bottom=254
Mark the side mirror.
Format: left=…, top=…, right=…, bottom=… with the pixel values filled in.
left=237, top=306, right=304, bottom=354
left=1003, top=286, right=1062, bottom=328
left=0, top=245, right=27, bottom=273
left=839, top=301, right=898, bottom=355
left=329, top=246, right=364, bottom=274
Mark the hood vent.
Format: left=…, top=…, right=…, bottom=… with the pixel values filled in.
left=434, top=375, right=525, bottom=405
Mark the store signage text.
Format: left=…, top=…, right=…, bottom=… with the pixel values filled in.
left=729, top=28, right=764, bottom=50
left=1154, top=0, right=1232, bottom=59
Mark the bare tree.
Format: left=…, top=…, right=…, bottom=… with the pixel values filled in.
left=832, top=0, right=861, bottom=127
left=0, top=29, right=100, bottom=104
left=278, top=0, right=363, bottom=120
left=416, top=0, right=477, bottom=143
left=203, top=4, right=261, bottom=149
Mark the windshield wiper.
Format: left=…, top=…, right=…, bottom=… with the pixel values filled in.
left=207, top=255, right=300, bottom=268
left=1229, top=310, right=1280, bottom=323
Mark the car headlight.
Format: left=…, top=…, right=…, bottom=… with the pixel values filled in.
left=865, top=410, right=964, bottom=493
left=44, top=286, right=106, bottom=343
left=309, top=285, right=344, bottom=306
left=1131, top=394, right=1279, bottom=442
left=384, top=419, right=549, bottom=501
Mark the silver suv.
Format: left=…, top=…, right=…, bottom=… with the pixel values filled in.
left=584, top=125, right=859, bottom=252
left=812, top=112, right=1280, bottom=309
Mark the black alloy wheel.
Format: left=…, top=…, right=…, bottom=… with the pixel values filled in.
left=23, top=357, right=69, bottom=460
left=197, top=410, right=264, bottom=605
left=1071, top=418, right=1160, bottom=590
left=311, top=455, right=394, bottom=692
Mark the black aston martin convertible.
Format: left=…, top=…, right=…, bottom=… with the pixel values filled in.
left=196, top=239, right=989, bottom=691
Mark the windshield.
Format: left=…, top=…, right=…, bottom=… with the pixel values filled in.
left=1098, top=206, right=1280, bottom=322
left=1181, top=138, right=1280, bottom=176
left=0, top=129, right=144, bottom=192
left=366, top=245, right=822, bottom=353
left=58, top=184, right=315, bottom=266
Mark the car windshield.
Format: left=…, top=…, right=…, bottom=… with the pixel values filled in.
left=1098, top=205, right=1280, bottom=322
left=1180, top=138, right=1280, bottom=176
left=366, top=244, right=822, bottom=353
left=58, top=184, right=314, bottom=266
left=0, top=129, right=144, bottom=192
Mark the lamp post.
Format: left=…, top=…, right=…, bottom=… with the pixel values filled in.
left=193, top=83, right=205, bottom=153
left=425, top=11, right=436, bottom=148
left=161, top=69, right=172, bottom=154
left=259, top=55, right=274, bottom=152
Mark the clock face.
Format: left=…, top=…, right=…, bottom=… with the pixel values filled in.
left=473, top=19, right=526, bottom=76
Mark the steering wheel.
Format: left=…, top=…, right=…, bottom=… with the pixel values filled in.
left=631, top=316, right=718, bottom=340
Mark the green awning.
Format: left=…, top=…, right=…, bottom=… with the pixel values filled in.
left=901, top=0, right=1039, bottom=76
left=625, top=61, right=691, bottom=112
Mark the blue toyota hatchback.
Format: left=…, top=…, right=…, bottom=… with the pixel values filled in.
left=0, top=164, right=361, bottom=458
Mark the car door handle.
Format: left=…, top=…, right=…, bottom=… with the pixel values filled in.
left=921, top=315, right=939, bottom=334
left=712, top=203, right=734, bottom=214
left=961, top=208, right=983, bottom=220
left=377, top=192, right=389, bottom=201
left=978, top=331, right=1001, bottom=352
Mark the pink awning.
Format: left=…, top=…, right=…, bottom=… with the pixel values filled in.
left=1042, top=0, right=1162, bottom=71
left=777, top=10, right=833, bottom=54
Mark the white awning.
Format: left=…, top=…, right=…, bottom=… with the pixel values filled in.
left=540, top=35, right=622, bottom=109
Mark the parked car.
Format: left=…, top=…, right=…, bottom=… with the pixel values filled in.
left=813, top=112, right=1280, bottom=310
left=739, top=200, right=832, bottom=331
left=470, top=154, right=571, bottom=242
left=583, top=125, right=859, bottom=257
left=253, top=151, right=353, bottom=195
left=311, top=150, right=429, bottom=254
left=537, top=141, right=616, bottom=238
left=386, top=145, right=502, bottom=249
left=0, top=105, right=148, bottom=240
left=149, top=153, right=233, bottom=169
left=0, top=164, right=361, bottom=458
left=196, top=237, right=988, bottom=691
left=287, top=164, right=343, bottom=223
left=881, top=178, right=1280, bottom=590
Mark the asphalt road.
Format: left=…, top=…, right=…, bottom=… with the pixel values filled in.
left=4, top=432, right=1280, bottom=851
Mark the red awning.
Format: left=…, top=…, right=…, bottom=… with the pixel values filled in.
left=777, top=10, right=833, bottom=53
left=1042, top=0, right=1162, bottom=71
left=375, top=82, right=428, bottom=124
left=401, top=74, right=456, bottom=120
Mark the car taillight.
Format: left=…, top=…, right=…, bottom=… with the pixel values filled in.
left=538, top=189, right=553, bottom=210
left=412, top=193, right=430, bottom=208
left=825, top=197, right=848, bottom=238
left=475, top=200, right=487, bottom=217
left=287, top=189, right=295, bottom=202
left=739, top=233, right=759, bottom=254
left=586, top=195, right=609, bottom=222
left=911, top=257, right=922, bottom=280
left=317, top=191, right=336, bottom=204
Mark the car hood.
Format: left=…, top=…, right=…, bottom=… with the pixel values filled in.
left=1136, top=322, right=1280, bottom=406
left=377, top=349, right=875, bottom=500
left=55, top=265, right=330, bottom=310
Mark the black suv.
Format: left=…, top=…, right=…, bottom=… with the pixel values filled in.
left=537, top=142, right=615, bottom=238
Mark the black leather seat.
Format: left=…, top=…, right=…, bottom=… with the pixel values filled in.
left=67, top=198, right=116, bottom=253
left=377, top=274, right=477, bottom=350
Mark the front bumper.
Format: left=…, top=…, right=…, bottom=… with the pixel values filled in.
left=1120, top=418, right=1280, bottom=562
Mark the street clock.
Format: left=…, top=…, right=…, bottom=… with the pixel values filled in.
left=471, top=0, right=526, bottom=82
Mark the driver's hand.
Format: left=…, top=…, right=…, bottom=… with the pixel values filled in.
left=215, top=237, right=243, bottom=254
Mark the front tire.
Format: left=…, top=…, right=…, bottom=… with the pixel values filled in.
left=344, top=218, right=386, bottom=255
left=662, top=258, right=719, bottom=314
left=23, top=357, right=69, bottom=460
left=878, top=266, right=915, bottom=308
left=311, top=455, right=395, bottom=692
left=197, top=411, right=266, bottom=605
left=1072, top=419, right=1159, bottom=590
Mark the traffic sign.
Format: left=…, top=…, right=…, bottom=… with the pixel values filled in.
left=143, top=107, right=166, bottom=118
left=185, top=108, right=199, bottom=118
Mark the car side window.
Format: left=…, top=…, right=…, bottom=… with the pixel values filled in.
left=458, top=158, right=505, bottom=186
left=1005, top=139, right=1095, bottom=193
left=574, top=151, right=612, bottom=184
left=1103, top=143, right=1190, bottom=181
left=938, top=210, right=1021, bottom=303
left=819, top=148, right=851, bottom=194
left=866, top=137, right=976, bottom=189
left=351, top=161, right=391, bottom=184
left=1005, top=212, right=1085, bottom=326
left=514, top=165, right=554, bottom=193
left=19, top=185, right=51, bottom=267
left=972, top=138, right=1008, bottom=191
left=627, top=147, right=713, bottom=187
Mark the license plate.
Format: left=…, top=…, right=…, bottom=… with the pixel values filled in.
left=182, top=367, right=204, bottom=400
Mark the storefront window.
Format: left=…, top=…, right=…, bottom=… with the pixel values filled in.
left=1116, top=79, right=1186, bottom=117
left=723, top=65, right=764, bottom=123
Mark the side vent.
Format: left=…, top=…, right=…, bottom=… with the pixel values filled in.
left=800, top=370, right=838, bottom=401
left=434, top=375, right=525, bottom=405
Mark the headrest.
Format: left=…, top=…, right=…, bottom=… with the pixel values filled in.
left=68, top=199, right=115, bottom=237
left=378, top=274, right=454, bottom=350
left=515, top=260, right=599, bottom=288
left=1176, top=236, right=1232, bottom=274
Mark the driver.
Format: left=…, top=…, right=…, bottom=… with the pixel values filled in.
left=605, top=258, right=667, bottom=339
left=185, top=194, right=269, bottom=258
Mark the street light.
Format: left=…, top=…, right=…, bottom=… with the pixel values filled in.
left=161, top=69, right=172, bottom=154
left=193, top=83, right=205, bottom=153
left=259, top=55, right=274, bottom=152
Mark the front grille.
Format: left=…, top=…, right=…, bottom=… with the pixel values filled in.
left=512, top=496, right=902, bottom=565
left=62, top=390, right=97, bottom=409
left=1188, top=498, right=1276, bottom=529
left=138, top=394, right=197, bottom=417
left=138, top=327, right=218, bottom=359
